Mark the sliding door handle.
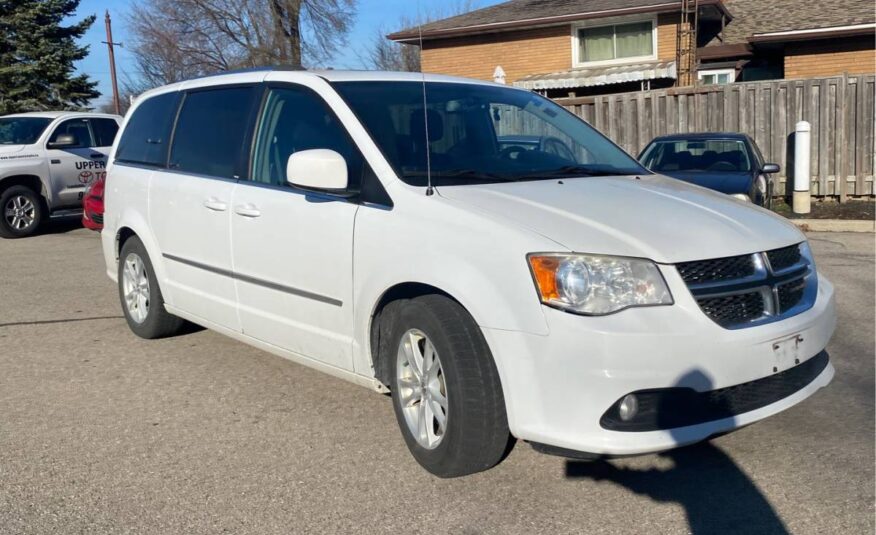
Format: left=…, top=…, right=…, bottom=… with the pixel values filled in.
left=234, top=204, right=261, bottom=218
left=203, top=198, right=228, bottom=211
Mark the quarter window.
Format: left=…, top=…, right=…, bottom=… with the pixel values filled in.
left=577, top=20, right=654, bottom=63
left=48, top=119, right=95, bottom=148
left=251, top=86, right=368, bottom=191
left=169, top=87, right=257, bottom=179
left=115, top=92, right=181, bottom=166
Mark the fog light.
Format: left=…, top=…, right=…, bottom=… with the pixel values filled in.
left=619, top=394, right=639, bottom=422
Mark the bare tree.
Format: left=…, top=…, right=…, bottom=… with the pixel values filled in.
left=126, top=0, right=356, bottom=88
left=364, top=0, right=480, bottom=72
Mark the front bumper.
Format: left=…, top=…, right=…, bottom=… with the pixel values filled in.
left=482, top=271, right=836, bottom=456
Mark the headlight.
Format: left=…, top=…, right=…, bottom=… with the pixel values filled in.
left=731, top=193, right=752, bottom=202
left=528, top=254, right=673, bottom=315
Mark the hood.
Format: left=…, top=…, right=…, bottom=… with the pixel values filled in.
left=0, top=144, right=27, bottom=155
left=437, top=174, right=803, bottom=264
left=659, top=170, right=752, bottom=194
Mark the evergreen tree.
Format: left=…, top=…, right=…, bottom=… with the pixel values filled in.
left=0, top=0, right=100, bottom=114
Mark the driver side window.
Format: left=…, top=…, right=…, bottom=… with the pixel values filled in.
left=48, top=119, right=95, bottom=149
left=251, top=86, right=367, bottom=189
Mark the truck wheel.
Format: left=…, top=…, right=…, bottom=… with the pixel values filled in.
left=0, top=185, right=44, bottom=238
left=388, top=294, right=513, bottom=477
left=118, top=236, right=186, bottom=339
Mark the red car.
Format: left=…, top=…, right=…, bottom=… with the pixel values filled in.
left=82, top=176, right=105, bottom=231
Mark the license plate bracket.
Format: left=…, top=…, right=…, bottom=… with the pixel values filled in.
left=772, top=334, right=803, bottom=373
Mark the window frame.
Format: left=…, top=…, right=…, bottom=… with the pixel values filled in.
left=571, top=15, right=658, bottom=68
left=698, top=68, right=736, bottom=85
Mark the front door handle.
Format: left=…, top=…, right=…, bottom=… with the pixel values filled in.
left=203, top=198, right=228, bottom=212
left=90, top=153, right=104, bottom=159
left=234, top=204, right=261, bottom=218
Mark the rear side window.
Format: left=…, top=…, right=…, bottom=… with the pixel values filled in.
left=92, top=119, right=120, bottom=147
left=169, top=87, right=257, bottom=179
left=115, top=92, right=181, bottom=166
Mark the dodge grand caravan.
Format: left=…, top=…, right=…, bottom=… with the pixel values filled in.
left=102, top=70, right=835, bottom=477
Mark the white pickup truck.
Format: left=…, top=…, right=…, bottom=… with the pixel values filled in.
left=0, top=112, right=121, bottom=238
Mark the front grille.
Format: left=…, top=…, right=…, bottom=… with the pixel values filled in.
left=677, top=254, right=754, bottom=284
left=777, top=278, right=806, bottom=312
left=698, top=291, right=765, bottom=327
left=677, top=243, right=816, bottom=329
left=601, top=351, right=830, bottom=431
left=767, top=245, right=802, bottom=272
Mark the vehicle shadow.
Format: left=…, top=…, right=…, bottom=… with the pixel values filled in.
left=40, top=216, right=84, bottom=235
left=565, top=370, right=789, bottom=535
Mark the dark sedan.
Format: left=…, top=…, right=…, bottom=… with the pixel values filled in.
left=638, top=133, right=779, bottom=207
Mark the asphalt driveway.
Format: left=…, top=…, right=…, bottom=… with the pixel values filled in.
left=0, top=223, right=873, bottom=534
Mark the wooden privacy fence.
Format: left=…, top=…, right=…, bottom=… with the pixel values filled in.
left=553, top=74, right=876, bottom=198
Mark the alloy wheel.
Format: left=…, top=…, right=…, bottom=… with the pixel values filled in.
left=122, top=253, right=150, bottom=324
left=396, top=329, right=449, bottom=449
left=4, top=195, right=36, bottom=231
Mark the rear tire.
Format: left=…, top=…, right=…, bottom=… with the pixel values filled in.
left=0, top=185, right=44, bottom=239
left=118, top=236, right=186, bottom=339
left=387, top=294, right=513, bottom=477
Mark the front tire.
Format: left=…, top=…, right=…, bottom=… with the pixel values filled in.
left=118, top=236, right=185, bottom=339
left=388, top=294, right=513, bottom=477
left=0, top=186, right=44, bottom=239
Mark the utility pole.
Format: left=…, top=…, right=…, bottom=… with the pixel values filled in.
left=103, top=11, right=123, bottom=115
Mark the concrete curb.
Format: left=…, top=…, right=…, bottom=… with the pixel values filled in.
left=791, top=219, right=875, bottom=233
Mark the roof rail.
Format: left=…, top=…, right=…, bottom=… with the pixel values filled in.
left=192, top=65, right=306, bottom=80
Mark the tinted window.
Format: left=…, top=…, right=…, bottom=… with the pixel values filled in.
left=92, top=119, right=119, bottom=147
left=169, top=87, right=256, bottom=179
left=49, top=119, right=95, bottom=148
left=251, top=86, right=370, bottom=190
left=116, top=92, right=181, bottom=166
left=0, top=117, right=52, bottom=145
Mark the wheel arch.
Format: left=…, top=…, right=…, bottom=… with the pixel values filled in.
left=113, top=220, right=172, bottom=304
left=367, top=282, right=470, bottom=388
left=0, top=174, right=49, bottom=208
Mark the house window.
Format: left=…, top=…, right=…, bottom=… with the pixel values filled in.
left=699, top=68, right=736, bottom=85
left=575, top=19, right=655, bottom=65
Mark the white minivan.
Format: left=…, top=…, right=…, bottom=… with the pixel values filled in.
left=102, top=69, right=836, bottom=477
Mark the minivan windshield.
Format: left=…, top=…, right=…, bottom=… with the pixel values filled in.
left=0, top=117, right=52, bottom=145
left=332, top=81, right=647, bottom=186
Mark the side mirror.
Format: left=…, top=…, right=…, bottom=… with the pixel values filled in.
left=48, top=133, right=78, bottom=149
left=286, top=149, right=348, bottom=192
left=762, top=163, right=780, bottom=174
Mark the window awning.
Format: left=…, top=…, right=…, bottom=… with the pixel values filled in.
left=514, top=60, right=677, bottom=91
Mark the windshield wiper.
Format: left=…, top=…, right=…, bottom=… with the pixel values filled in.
left=403, top=169, right=510, bottom=182
left=511, top=165, right=638, bottom=180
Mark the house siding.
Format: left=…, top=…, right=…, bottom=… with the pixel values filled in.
left=420, top=14, right=682, bottom=85
left=784, top=36, right=875, bottom=78
left=421, top=26, right=572, bottom=84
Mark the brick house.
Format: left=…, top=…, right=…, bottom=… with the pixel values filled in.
left=388, top=0, right=875, bottom=97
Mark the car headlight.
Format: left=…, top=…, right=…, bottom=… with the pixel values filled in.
left=731, top=193, right=752, bottom=202
left=528, top=254, right=673, bottom=315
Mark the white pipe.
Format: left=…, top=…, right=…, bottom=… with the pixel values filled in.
left=793, top=121, right=811, bottom=214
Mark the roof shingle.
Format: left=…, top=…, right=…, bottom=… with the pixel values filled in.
left=390, top=0, right=875, bottom=44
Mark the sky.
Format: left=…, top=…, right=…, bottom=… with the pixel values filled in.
left=71, top=0, right=504, bottom=109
